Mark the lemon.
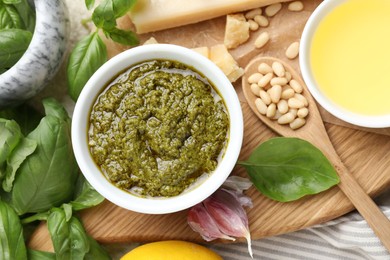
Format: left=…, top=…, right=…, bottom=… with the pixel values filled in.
left=120, top=240, right=222, bottom=260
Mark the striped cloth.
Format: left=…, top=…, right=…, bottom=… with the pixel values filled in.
left=208, top=189, right=390, bottom=260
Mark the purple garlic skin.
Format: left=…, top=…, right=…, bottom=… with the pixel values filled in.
left=187, top=176, right=253, bottom=258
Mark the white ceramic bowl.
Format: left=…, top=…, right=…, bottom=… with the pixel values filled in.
left=0, top=0, right=69, bottom=108
left=300, top=0, right=390, bottom=128
left=72, top=44, right=243, bottom=214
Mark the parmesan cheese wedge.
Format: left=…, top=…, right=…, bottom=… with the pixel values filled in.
left=129, top=0, right=290, bottom=33
left=209, top=44, right=244, bottom=83
left=224, top=14, right=250, bottom=49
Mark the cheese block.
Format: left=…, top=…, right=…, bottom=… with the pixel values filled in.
left=191, top=46, right=210, bottom=58
left=129, top=0, right=291, bottom=33
left=224, top=14, right=250, bottom=49
left=209, top=44, right=244, bottom=83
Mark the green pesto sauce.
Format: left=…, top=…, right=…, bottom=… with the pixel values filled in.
left=88, top=60, right=229, bottom=197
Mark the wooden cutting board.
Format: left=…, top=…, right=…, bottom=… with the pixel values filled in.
left=29, top=0, right=390, bottom=250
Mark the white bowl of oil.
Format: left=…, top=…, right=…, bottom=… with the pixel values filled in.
left=300, top=0, right=390, bottom=128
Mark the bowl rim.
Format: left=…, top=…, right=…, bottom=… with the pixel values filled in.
left=300, top=0, right=390, bottom=128
left=72, top=44, right=243, bottom=214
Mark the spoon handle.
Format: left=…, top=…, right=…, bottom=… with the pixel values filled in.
left=332, top=156, right=390, bottom=251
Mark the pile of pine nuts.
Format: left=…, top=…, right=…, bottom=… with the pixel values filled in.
left=248, top=60, right=309, bottom=130
left=243, top=1, right=303, bottom=59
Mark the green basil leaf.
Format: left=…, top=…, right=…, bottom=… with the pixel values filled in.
left=0, top=3, right=23, bottom=29
left=12, top=0, right=35, bottom=33
left=2, top=136, right=36, bottom=192
left=67, top=32, right=107, bottom=101
left=85, top=0, right=95, bottom=10
left=2, top=0, right=22, bottom=4
left=92, top=0, right=116, bottom=30
left=0, top=29, right=32, bottom=71
left=0, top=119, right=23, bottom=174
left=10, top=100, right=78, bottom=214
left=47, top=208, right=110, bottom=259
left=47, top=208, right=90, bottom=260
left=111, top=0, right=137, bottom=18
left=0, top=200, right=27, bottom=260
left=0, top=103, right=43, bottom=135
left=71, top=175, right=105, bottom=211
left=41, top=97, right=70, bottom=124
left=103, top=27, right=139, bottom=46
left=28, top=250, right=56, bottom=260
left=238, top=137, right=340, bottom=202
left=92, top=0, right=137, bottom=30
left=84, top=235, right=111, bottom=260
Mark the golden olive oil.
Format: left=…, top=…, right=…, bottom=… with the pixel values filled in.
left=310, top=0, right=390, bottom=115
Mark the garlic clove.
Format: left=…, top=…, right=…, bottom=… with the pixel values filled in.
left=187, top=203, right=235, bottom=242
left=204, top=189, right=253, bottom=258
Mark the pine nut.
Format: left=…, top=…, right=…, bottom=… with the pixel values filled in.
left=289, top=79, right=303, bottom=93
left=294, top=93, right=308, bottom=106
left=268, top=85, right=282, bottom=103
left=254, top=32, right=270, bottom=49
left=277, top=99, right=289, bottom=114
left=250, top=83, right=261, bottom=96
left=254, top=15, right=269, bottom=27
left=272, top=110, right=283, bottom=120
left=266, top=103, right=276, bottom=118
left=258, top=72, right=273, bottom=87
left=272, top=61, right=285, bottom=77
left=289, top=108, right=298, bottom=117
left=290, top=118, right=306, bottom=130
left=288, top=1, right=304, bottom=12
left=259, top=90, right=272, bottom=105
left=255, top=98, right=267, bottom=115
left=248, top=19, right=259, bottom=31
left=288, top=97, right=305, bottom=109
left=297, top=107, right=309, bottom=118
left=285, top=42, right=300, bottom=59
left=265, top=3, right=282, bottom=17
left=270, top=77, right=288, bottom=86
left=258, top=63, right=273, bottom=74
left=278, top=112, right=295, bottom=124
left=245, top=8, right=262, bottom=19
left=248, top=72, right=263, bottom=83
left=282, top=88, right=295, bottom=99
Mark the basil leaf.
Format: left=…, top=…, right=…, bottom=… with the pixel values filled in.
left=0, top=29, right=32, bottom=71
left=238, top=137, right=340, bottom=202
left=47, top=208, right=89, bottom=259
left=0, top=3, right=23, bottom=29
left=111, top=0, right=137, bottom=18
left=2, top=136, right=36, bottom=192
left=0, top=119, right=23, bottom=174
left=92, top=0, right=137, bottom=30
left=71, top=175, right=104, bottom=211
left=67, top=32, right=107, bottom=101
left=12, top=0, right=35, bottom=33
left=85, top=0, right=95, bottom=10
left=28, top=250, right=56, bottom=260
left=11, top=99, right=78, bottom=214
left=2, top=0, right=22, bottom=4
left=0, top=200, right=27, bottom=260
left=47, top=208, right=110, bottom=259
left=92, top=0, right=116, bottom=30
left=103, top=27, right=139, bottom=46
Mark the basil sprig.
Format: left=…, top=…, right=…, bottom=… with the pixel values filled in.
left=0, top=0, right=35, bottom=73
left=239, top=137, right=340, bottom=202
left=67, top=0, right=139, bottom=101
left=0, top=98, right=109, bottom=259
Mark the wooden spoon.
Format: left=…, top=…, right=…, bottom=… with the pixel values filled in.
left=242, top=56, right=390, bottom=251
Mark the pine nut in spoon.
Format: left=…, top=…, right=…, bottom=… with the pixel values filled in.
left=242, top=56, right=390, bottom=251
